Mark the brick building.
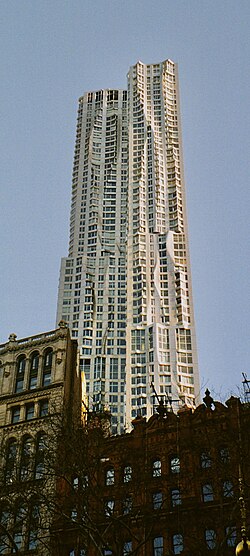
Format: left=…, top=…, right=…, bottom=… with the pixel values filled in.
left=54, top=394, right=250, bottom=556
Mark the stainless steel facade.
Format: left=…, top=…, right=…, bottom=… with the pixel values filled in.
left=57, top=60, right=200, bottom=433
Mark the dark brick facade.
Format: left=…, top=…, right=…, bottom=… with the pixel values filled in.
left=54, top=396, right=250, bottom=556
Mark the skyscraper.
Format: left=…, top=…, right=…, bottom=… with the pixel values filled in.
left=57, top=59, right=200, bottom=433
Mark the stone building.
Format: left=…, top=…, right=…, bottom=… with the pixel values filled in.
left=53, top=394, right=250, bottom=556
left=0, top=322, right=81, bottom=554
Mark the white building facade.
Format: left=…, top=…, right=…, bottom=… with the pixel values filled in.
left=57, top=60, right=200, bottom=433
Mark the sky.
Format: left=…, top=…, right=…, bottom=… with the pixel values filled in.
left=0, top=0, right=249, bottom=401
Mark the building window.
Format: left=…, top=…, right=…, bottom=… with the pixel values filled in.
left=152, top=459, right=161, bottom=477
left=15, top=356, right=26, bottom=393
left=105, top=467, right=115, bottom=485
left=42, top=348, right=53, bottom=386
left=152, top=491, right=163, bottom=509
left=123, top=465, right=132, bottom=483
left=13, top=506, right=26, bottom=551
left=11, top=406, right=20, bottom=423
left=35, top=433, right=46, bottom=479
left=219, top=446, right=230, bottom=464
left=225, top=526, right=237, bottom=547
left=122, top=496, right=132, bottom=515
left=123, top=541, right=132, bottom=555
left=104, top=500, right=115, bottom=517
left=205, top=529, right=217, bottom=550
left=223, top=480, right=234, bottom=498
left=153, top=536, right=163, bottom=556
left=28, top=503, right=39, bottom=550
left=20, top=436, right=33, bottom=481
left=202, top=484, right=214, bottom=502
left=71, top=508, right=77, bottom=521
left=29, top=352, right=39, bottom=389
left=170, top=456, right=180, bottom=474
left=26, top=403, right=35, bottom=420
left=171, top=488, right=181, bottom=507
left=172, top=533, right=183, bottom=554
left=200, top=451, right=212, bottom=469
left=5, top=438, right=17, bottom=483
left=39, top=399, right=49, bottom=417
left=0, top=508, right=11, bottom=553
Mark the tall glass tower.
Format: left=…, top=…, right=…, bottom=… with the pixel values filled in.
left=57, top=60, right=200, bottom=433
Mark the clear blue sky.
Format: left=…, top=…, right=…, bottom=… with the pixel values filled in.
left=1, top=0, right=249, bottom=400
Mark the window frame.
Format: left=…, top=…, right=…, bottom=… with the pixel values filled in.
left=42, top=348, right=53, bottom=386
left=104, top=499, right=115, bottom=517
left=152, top=459, right=162, bottom=478
left=105, top=467, right=115, bottom=486
left=25, top=403, right=35, bottom=421
left=171, top=488, right=181, bottom=507
left=200, top=451, right=212, bottom=469
left=172, top=533, right=184, bottom=554
left=205, top=528, right=217, bottom=550
left=153, top=536, right=164, bottom=556
left=225, top=526, right=237, bottom=547
left=20, top=436, right=33, bottom=481
left=152, top=491, right=163, bottom=510
left=123, top=465, right=132, bottom=483
left=123, top=541, right=132, bottom=556
left=170, top=456, right=180, bottom=474
left=15, top=355, right=26, bottom=393
left=5, top=438, right=17, bottom=484
left=29, top=351, right=39, bottom=389
left=11, top=406, right=21, bottom=424
left=202, top=483, right=214, bottom=503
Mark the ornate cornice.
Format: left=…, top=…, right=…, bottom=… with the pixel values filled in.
left=0, top=326, right=69, bottom=356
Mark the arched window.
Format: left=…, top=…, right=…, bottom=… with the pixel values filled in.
left=123, top=465, right=132, bottom=483
left=205, top=529, right=217, bottom=550
left=171, top=488, right=181, bottom=507
left=35, top=433, right=46, bottom=479
left=170, top=456, right=180, bottom=474
left=123, top=541, right=132, bottom=555
left=20, top=436, right=33, bottom=481
left=172, top=533, right=183, bottom=554
left=202, top=483, right=214, bottom=502
left=122, top=496, right=132, bottom=515
left=29, top=351, right=39, bottom=389
left=104, top=499, right=115, bottom=517
left=105, top=467, right=115, bottom=485
left=152, top=491, right=163, bottom=509
left=13, top=505, right=26, bottom=551
left=225, top=526, right=236, bottom=547
left=0, top=507, right=12, bottom=553
left=27, top=502, right=39, bottom=550
left=200, top=451, right=212, bottom=469
left=5, top=438, right=17, bottom=484
left=219, top=446, right=230, bottom=464
left=15, top=355, right=26, bottom=393
left=152, top=459, right=161, bottom=477
left=223, top=480, right=234, bottom=498
left=153, top=536, right=163, bottom=556
left=42, top=349, right=53, bottom=386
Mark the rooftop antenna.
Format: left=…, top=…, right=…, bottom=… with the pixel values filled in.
left=242, top=373, right=250, bottom=402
